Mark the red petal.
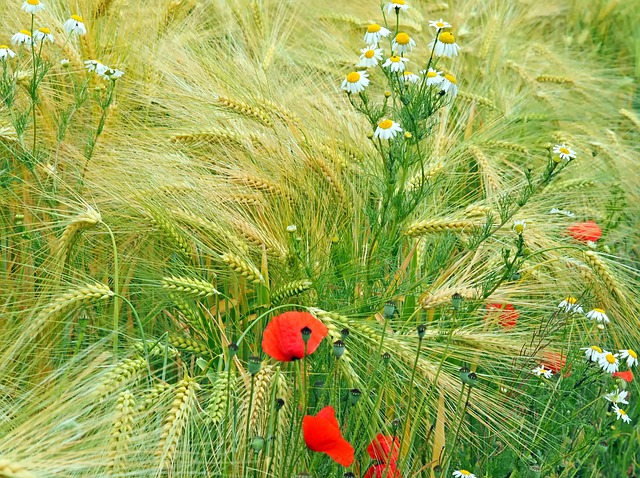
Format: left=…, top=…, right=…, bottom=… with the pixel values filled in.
left=366, top=434, right=400, bottom=463
left=364, top=463, right=402, bottom=478
left=262, top=311, right=328, bottom=361
left=542, top=351, right=570, bottom=376
left=485, top=304, right=518, bottom=328
left=303, top=406, right=354, bottom=467
left=567, top=221, right=602, bottom=243
left=613, top=370, right=633, bottom=382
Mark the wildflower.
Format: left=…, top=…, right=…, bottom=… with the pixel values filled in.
left=341, top=71, right=369, bottom=94
left=428, top=32, right=461, bottom=58
left=11, top=30, right=32, bottom=47
left=286, top=224, right=297, bottom=233
left=553, top=144, right=576, bottom=162
left=613, top=370, right=633, bottom=382
left=543, top=352, right=568, bottom=375
left=262, top=311, right=328, bottom=361
left=302, top=406, right=354, bottom=466
left=104, top=67, right=124, bottom=80
left=604, top=389, right=629, bottom=405
left=367, top=434, right=400, bottom=463
left=33, top=27, right=54, bottom=43
left=485, top=303, right=518, bottom=328
left=613, top=405, right=631, bottom=424
left=386, top=0, right=409, bottom=15
left=586, top=308, right=609, bottom=324
left=423, top=68, right=443, bottom=86
left=374, top=119, right=402, bottom=140
left=567, top=221, right=602, bottom=243
left=513, top=219, right=526, bottom=233
left=402, top=71, right=420, bottom=84
left=598, top=351, right=619, bottom=373
left=358, top=46, right=383, bottom=68
left=364, top=24, right=391, bottom=45
left=0, top=45, right=16, bottom=61
left=84, top=59, right=109, bottom=76
left=22, top=0, right=45, bottom=14
left=392, top=32, right=415, bottom=54
left=453, top=471, right=477, bottom=478
left=64, top=15, right=87, bottom=35
left=532, top=364, right=553, bottom=379
left=60, top=58, right=69, bottom=66
left=549, top=207, right=575, bottom=217
left=429, top=18, right=452, bottom=30
left=581, top=345, right=603, bottom=362
left=619, top=349, right=638, bottom=368
left=364, top=463, right=401, bottom=478
left=440, top=73, right=458, bottom=96
left=382, top=55, right=409, bottom=73
left=558, top=297, right=583, bottom=314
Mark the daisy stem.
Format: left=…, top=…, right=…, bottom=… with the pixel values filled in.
left=243, top=374, right=256, bottom=478
left=30, top=14, right=37, bottom=155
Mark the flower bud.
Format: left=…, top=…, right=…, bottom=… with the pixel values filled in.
left=462, top=371, right=478, bottom=387
left=459, top=366, right=470, bottom=382
left=382, top=351, right=391, bottom=364
left=384, top=90, right=391, bottom=98
left=417, top=323, right=426, bottom=339
left=333, top=340, right=346, bottom=359
left=340, top=328, right=350, bottom=340
left=404, top=132, right=412, bottom=139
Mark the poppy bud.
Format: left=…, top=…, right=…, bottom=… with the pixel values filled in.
left=333, top=340, right=345, bottom=359
left=417, top=323, right=426, bottom=339
left=228, top=342, right=239, bottom=358
left=251, top=436, right=265, bottom=453
left=383, top=301, right=396, bottom=319
left=349, top=388, right=361, bottom=405
left=248, top=356, right=262, bottom=375
left=382, top=351, right=391, bottom=364
left=301, top=326, right=312, bottom=344
left=391, top=418, right=401, bottom=429
left=459, top=366, right=470, bottom=382
left=451, top=292, right=463, bottom=310
left=340, top=328, right=350, bottom=340
left=275, top=398, right=285, bottom=411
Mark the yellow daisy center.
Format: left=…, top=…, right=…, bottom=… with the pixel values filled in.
left=439, top=32, right=456, bottom=44
left=395, top=32, right=410, bottom=45
left=619, top=409, right=627, bottom=416
left=444, top=73, right=456, bottom=84
left=0, top=45, right=9, bottom=49
left=427, top=71, right=437, bottom=78
left=593, top=308, right=605, bottom=313
left=379, top=119, right=393, bottom=130
left=364, top=50, right=375, bottom=59
left=19, top=30, right=31, bottom=36
left=404, top=71, right=413, bottom=76
left=390, top=55, right=401, bottom=62
left=436, top=21, right=446, bottom=27
left=71, top=15, right=84, bottom=22
left=560, top=147, right=570, bottom=155
left=590, top=346, right=603, bottom=353
left=394, top=0, right=406, bottom=4
left=565, top=297, right=577, bottom=304
left=628, top=349, right=637, bottom=359
left=605, top=353, right=616, bottom=364
left=38, top=27, right=51, bottom=34
left=367, top=23, right=381, bottom=33
left=346, top=72, right=360, bottom=83
left=27, top=0, right=40, bottom=5
left=460, top=471, right=471, bottom=476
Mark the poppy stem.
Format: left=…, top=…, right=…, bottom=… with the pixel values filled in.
left=243, top=374, right=256, bottom=478
left=441, top=384, right=470, bottom=475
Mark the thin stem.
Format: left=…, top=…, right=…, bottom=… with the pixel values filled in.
left=243, top=374, right=256, bottom=478
left=103, top=223, right=120, bottom=360
left=30, top=14, right=37, bottom=154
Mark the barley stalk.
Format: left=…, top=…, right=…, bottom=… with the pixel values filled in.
left=96, top=357, right=147, bottom=400
left=0, top=460, right=35, bottom=478
left=220, top=252, right=265, bottom=284
left=161, top=275, right=219, bottom=297
left=106, top=391, right=135, bottom=476
left=271, top=280, right=313, bottom=305
left=404, top=220, right=475, bottom=237
left=217, top=96, right=273, bottom=127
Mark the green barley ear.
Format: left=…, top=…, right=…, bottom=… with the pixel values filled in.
left=248, top=365, right=275, bottom=434
left=220, top=252, right=265, bottom=284
left=55, top=207, right=102, bottom=265
left=206, top=374, right=231, bottom=426
left=270, top=280, right=313, bottom=305
left=170, top=129, right=262, bottom=147
left=0, top=459, right=35, bottom=478
left=468, top=146, right=500, bottom=196
left=161, top=276, right=219, bottom=297
left=404, top=220, right=475, bottom=237
left=106, top=391, right=135, bottom=476
left=168, top=335, right=209, bottom=356
left=138, top=382, right=171, bottom=412
left=583, top=251, right=625, bottom=300
left=96, top=357, right=147, bottom=401
left=457, top=92, right=501, bottom=112
left=171, top=209, right=249, bottom=253
left=147, top=210, right=194, bottom=258
left=156, top=377, right=200, bottom=471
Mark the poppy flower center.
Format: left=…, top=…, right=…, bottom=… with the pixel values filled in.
left=590, top=346, right=602, bottom=353
left=427, top=71, right=437, bottom=78
left=19, top=30, right=32, bottom=36
left=379, top=120, right=393, bottom=129
left=71, top=14, right=84, bottom=22
left=364, top=50, right=375, bottom=58
left=444, top=73, right=456, bottom=84
left=390, top=55, right=401, bottom=62
left=605, top=354, right=616, bottom=364
left=367, top=23, right=381, bottom=33
left=38, top=27, right=51, bottom=33
left=347, top=72, right=360, bottom=83
left=439, top=32, right=455, bottom=44
left=395, top=32, right=410, bottom=45
left=629, top=349, right=637, bottom=359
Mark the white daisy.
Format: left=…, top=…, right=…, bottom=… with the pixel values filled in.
left=598, top=351, right=619, bottom=373
left=613, top=405, right=632, bottom=424
left=440, top=73, right=458, bottom=96
left=532, top=364, right=553, bottom=379
left=549, top=207, right=575, bottom=217
left=286, top=225, right=297, bottom=233
left=422, top=68, right=443, bottom=86
left=581, top=345, right=603, bottom=362
left=33, top=27, right=54, bottom=43
left=11, top=30, right=32, bottom=47
left=513, top=219, right=526, bottom=233
left=586, top=308, right=609, bottom=324
left=604, top=389, right=629, bottom=405
left=429, top=18, right=452, bottom=30
left=363, top=24, right=390, bottom=46
left=341, top=71, right=369, bottom=94
left=60, top=58, right=69, bottom=66
left=386, top=0, right=409, bottom=14
left=553, top=144, right=576, bottom=162
left=0, top=45, right=16, bottom=61
left=374, top=119, right=402, bottom=140
left=382, top=55, right=409, bottom=73
left=105, top=67, right=124, bottom=80
left=84, top=59, right=109, bottom=77
left=64, top=15, right=87, bottom=35
left=402, top=71, right=420, bottom=84
left=22, top=0, right=45, bottom=14
left=558, top=297, right=583, bottom=314
left=357, top=46, right=383, bottom=68
left=453, top=470, right=477, bottom=478
left=619, top=349, right=638, bottom=368
left=392, top=32, right=415, bottom=54
left=428, top=31, right=461, bottom=58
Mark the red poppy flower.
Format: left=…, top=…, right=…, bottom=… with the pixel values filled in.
left=613, top=370, right=633, bottom=383
left=302, top=406, right=354, bottom=466
left=367, top=434, right=400, bottom=463
left=542, top=352, right=569, bottom=375
left=364, top=463, right=402, bottom=478
left=567, top=221, right=602, bottom=243
left=262, top=311, right=328, bottom=361
left=485, top=303, right=519, bottom=328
